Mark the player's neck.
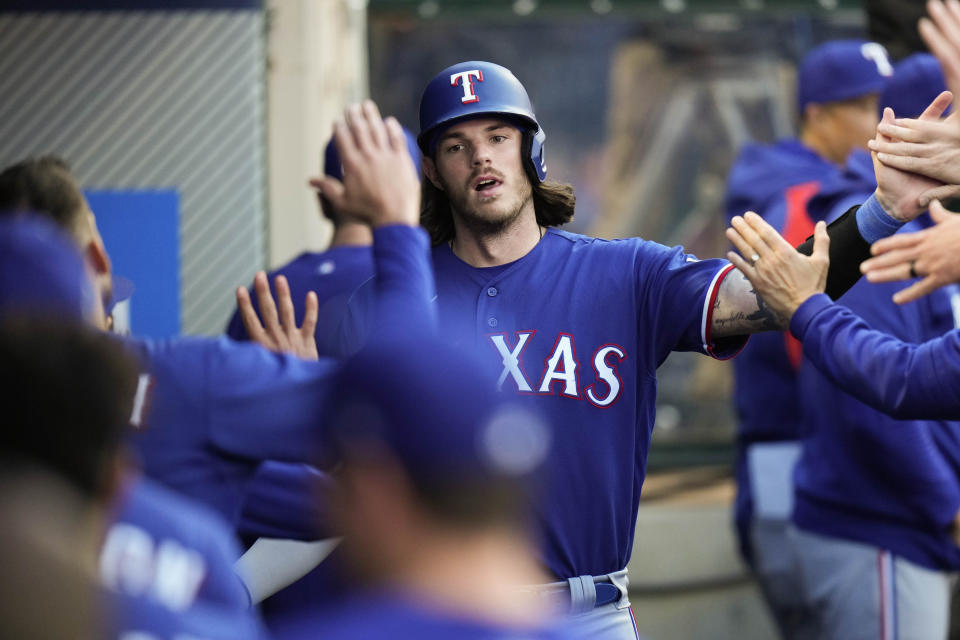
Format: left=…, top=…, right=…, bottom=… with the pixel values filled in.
left=392, top=525, right=555, bottom=627
left=449, top=205, right=543, bottom=268
left=799, top=128, right=845, bottom=166
left=328, top=221, right=373, bottom=248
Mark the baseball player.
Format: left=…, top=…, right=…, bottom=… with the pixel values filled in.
left=729, top=206, right=960, bottom=421
left=0, top=102, right=432, bottom=530
left=275, top=332, right=580, bottom=640
left=331, top=59, right=939, bottom=637
left=226, top=125, right=425, bottom=625
left=722, top=42, right=891, bottom=627
left=0, top=218, right=265, bottom=639
left=808, top=53, right=950, bottom=227
left=731, top=116, right=960, bottom=639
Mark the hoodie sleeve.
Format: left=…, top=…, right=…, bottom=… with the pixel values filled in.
left=792, top=294, right=960, bottom=420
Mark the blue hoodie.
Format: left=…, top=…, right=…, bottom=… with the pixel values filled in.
left=724, top=139, right=841, bottom=559
left=792, top=217, right=960, bottom=570
left=724, top=140, right=842, bottom=446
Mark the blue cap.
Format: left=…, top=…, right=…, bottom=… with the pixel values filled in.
left=321, top=335, right=550, bottom=485
left=324, top=125, right=422, bottom=181
left=798, top=40, right=893, bottom=113
left=0, top=215, right=95, bottom=321
left=880, top=53, right=948, bottom=119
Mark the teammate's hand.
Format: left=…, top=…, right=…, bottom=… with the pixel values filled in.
left=868, top=103, right=960, bottom=207
left=237, top=272, right=319, bottom=361
left=309, top=101, right=420, bottom=228
left=920, top=0, right=960, bottom=100
left=870, top=96, right=952, bottom=222
left=860, top=199, right=960, bottom=303
left=725, top=213, right=830, bottom=320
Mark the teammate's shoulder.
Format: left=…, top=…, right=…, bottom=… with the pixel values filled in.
left=546, top=227, right=641, bottom=248
left=546, top=228, right=666, bottom=255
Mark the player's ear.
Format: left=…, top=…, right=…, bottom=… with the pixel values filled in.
left=422, top=157, right=444, bottom=191
left=84, top=237, right=111, bottom=277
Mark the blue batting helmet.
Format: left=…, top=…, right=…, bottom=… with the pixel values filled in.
left=418, top=61, right=547, bottom=182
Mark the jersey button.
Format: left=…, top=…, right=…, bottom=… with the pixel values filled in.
left=487, top=317, right=498, bottom=328
left=486, top=287, right=498, bottom=297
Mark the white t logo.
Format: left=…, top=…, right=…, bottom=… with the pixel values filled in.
left=861, top=42, right=893, bottom=77
left=450, top=69, right=484, bottom=104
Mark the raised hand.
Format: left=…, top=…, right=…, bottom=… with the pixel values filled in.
left=725, top=213, right=831, bottom=320
left=309, top=101, right=421, bottom=229
left=868, top=101, right=960, bottom=206
left=861, top=199, right=960, bottom=303
left=920, top=0, right=960, bottom=99
left=237, top=272, right=319, bottom=360
left=869, top=94, right=952, bottom=221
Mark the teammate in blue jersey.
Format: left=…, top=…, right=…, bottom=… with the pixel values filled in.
left=332, top=59, right=937, bottom=637
left=226, top=127, right=425, bottom=626
left=225, top=126, right=421, bottom=357
left=722, top=43, right=891, bottom=624
left=0, top=105, right=430, bottom=532
left=729, top=200, right=960, bottom=636
left=792, top=228, right=960, bottom=639
left=275, top=334, right=582, bottom=640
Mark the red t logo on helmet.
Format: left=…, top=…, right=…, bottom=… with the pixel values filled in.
left=450, top=69, right=484, bottom=104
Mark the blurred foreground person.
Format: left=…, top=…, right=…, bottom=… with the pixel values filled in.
left=0, top=217, right=262, bottom=639
left=229, top=127, right=423, bottom=627
left=0, top=101, right=431, bottom=527
left=277, top=335, right=583, bottom=640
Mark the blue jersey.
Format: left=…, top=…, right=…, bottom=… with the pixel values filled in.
left=225, top=246, right=373, bottom=357
left=274, top=592, right=579, bottom=640
left=102, top=476, right=251, bottom=610
left=102, top=477, right=265, bottom=640
left=108, top=589, right=265, bottom=640
left=791, top=294, right=960, bottom=420
left=792, top=221, right=960, bottom=570
left=127, top=226, right=433, bottom=525
left=343, top=228, right=745, bottom=578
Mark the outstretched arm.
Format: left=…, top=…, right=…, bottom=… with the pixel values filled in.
left=725, top=210, right=960, bottom=419
left=710, top=268, right=788, bottom=337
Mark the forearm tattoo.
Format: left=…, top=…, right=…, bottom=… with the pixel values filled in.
left=711, top=270, right=787, bottom=337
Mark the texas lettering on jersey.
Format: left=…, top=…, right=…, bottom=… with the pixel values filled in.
left=487, top=330, right=626, bottom=408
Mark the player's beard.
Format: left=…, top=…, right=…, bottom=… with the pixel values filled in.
left=441, top=171, right=534, bottom=239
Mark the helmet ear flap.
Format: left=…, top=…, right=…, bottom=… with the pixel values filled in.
left=522, top=128, right=547, bottom=183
